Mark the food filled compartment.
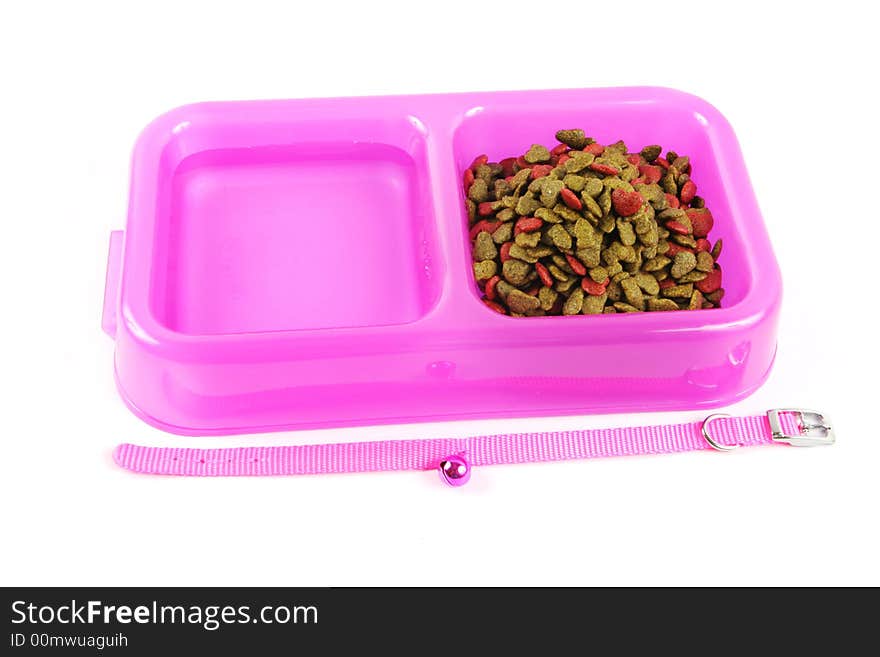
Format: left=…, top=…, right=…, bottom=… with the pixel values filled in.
left=150, top=120, right=442, bottom=335
left=453, top=100, right=752, bottom=318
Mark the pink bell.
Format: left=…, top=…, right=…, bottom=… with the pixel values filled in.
left=438, top=454, right=471, bottom=487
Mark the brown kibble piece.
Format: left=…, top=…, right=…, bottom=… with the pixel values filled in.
left=492, top=221, right=514, bottom=244
left=647, top=298, right=680, bottom=311
left=564, top=152, right=596, bottom=174
left=538, top=286, right=559, bottom=311
left=640, top=145, right=662, bottom=162
left=466, top=199, right=476, bottom=223
left=577, top=246, right=601, bottom=268
left=540, top=179, right=565, bottom=207
left=583, top=178, right=604, bottom=198
left=672, top=156, right=690, bottom=173
left=467, top=178, right=489, bottom=203
left=563, top=174, right=586, bottom=192
left=670, top=251, right=697, bottom=279
left=502, top=259, right=531, bottom=285
left=556, top=129, right=588, bottom=149
left=582, top=293, right=607, bottom=314
left=662, top=171, right=678, bottom=196
left=508, top=244, right=539, bottom=263
left=496, top=280, right=514, bottom=299
left=555, top=276, right=578, bottom=293
left=620, top=278, right=644, bottom=308
left=661, top=283, right=693, bottom=299
left=599, top=213, right=615, bottom=234
left=548, top=264, right=569, bottom=282
left=695, top=250, right=714, bottom=273
left=514, top=231, right=541, bottom=248
left=588, top=266, right=608, bottom=283
left=524, top=144, right=551, bottom=164
left=563, top=287, right=585, bottom=315
left=677, top=270, right=707, bottom=283
left=534, top=207, right=562, bottom=224
left=581, top=193, right=603, bottom=220
left=506, top=289, right=541, bottom=314
left=617, top=220, right=637, bottom=246
left=515, top=196, right=540, bottom=216
left=473, top=260, right=497, bottom=280
left=474, top=232, right=498, bottom=261
left=547, top=223, right=573, bottom=250
left=643, top=255, right=671, bottom=272
left=634, top=273, right=660, bottom=296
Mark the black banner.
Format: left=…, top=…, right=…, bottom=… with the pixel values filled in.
left=0, top=587, right=865, bottom=653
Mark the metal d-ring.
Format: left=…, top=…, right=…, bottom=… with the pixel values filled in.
left=701, top=413, right=738, bottom=452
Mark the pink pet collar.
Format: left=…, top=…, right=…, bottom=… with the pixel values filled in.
left=114, top=408, right=834, bottom=486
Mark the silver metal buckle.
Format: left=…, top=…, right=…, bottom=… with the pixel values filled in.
left=767, top=408, right=835, bottom=447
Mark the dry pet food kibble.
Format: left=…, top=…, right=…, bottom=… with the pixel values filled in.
left=464, top=131, right=724, bottom=316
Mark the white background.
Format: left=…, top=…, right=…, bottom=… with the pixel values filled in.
left=1, top=0, right=877, bottom=586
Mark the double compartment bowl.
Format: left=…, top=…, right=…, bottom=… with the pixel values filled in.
left=102, top=87, right=781, bottom=435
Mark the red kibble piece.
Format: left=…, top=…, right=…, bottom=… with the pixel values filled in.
left=581, top=276, right=609, bottom=296
left=631, top=177, right=645, bottom=186
left=516, top=156, right=529, bottom=169
left=463, top=168, right=475, bottom=190
left=664, top=242, right=694, bottom=257
left=695, top=238, right=711, bottom=252
left=514, top=217, right=543, bottom=235
left=626, top=153, right=642, bottom=166
left=468, top=220, right=501, bottom=240
left=500, top=241, right=513, bottom=262
left=655, top=157, right=670, bottom=169
left=565, top=254, right=587, bottom=276
left=504, top=175, right=515, bottom=182
left=560, top=187, right=583, bottom=210
left=530, top=164, right=554, bottom=180
left=686, top=208, right=714, bottom=238
left=611, top=189, right=643, bottom=217
left=500, top=157, right=518, bottom=177
left=526, top=283, right=541, bottom=296
left=665, top=193, right=680, bottom=209
left=680, top=179, right=697, bottom=204
left=470, top=154, right=488, bottom=171
left=478, top=202, right=495, bottom=217
left=584, top=143, right=605, bottom=156
left=557, top=154, right=571, bottom=166
left=484, top=299, right=507, bottom=314
left=666, top=220, right=690, bottom=235
left=588, top=162, right=619, bottom=176
left=535, top=262, right=554, bottom=287
left=695, top=267, right=722, bottom=294
left=551, top=143, right=569, bottom=156
left=638, top=164, right=662, bottom=184
left=485, top=275, right=500, bottom=301
left=659, top=278, right=675, bottom=290
left=550, top=298, right=565, bottom=314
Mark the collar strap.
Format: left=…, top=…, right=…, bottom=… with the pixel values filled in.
left=114, top=408, right=833, bottom=486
